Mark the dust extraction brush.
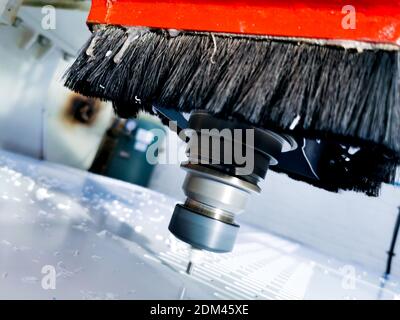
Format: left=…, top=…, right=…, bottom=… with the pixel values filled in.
left=64, top=0, right=400, bottom=196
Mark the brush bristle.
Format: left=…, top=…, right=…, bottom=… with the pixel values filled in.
left=64, top=25, right=400, bottom=196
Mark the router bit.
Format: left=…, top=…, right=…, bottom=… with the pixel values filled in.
left=185, top=247, right=202, bottom=275
left=185, top=261, right=194, bottom=275
left=168, top=111, right=297, bottom=255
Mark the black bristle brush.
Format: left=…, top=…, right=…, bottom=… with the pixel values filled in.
left=64, top=1, right=400, bottom=196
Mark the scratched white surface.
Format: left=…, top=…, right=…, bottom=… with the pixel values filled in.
left=0, top=150, right=398, bottom=300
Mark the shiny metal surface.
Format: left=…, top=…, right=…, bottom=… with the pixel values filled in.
left=172, top=163, right=256, bottom=252
left=169, top=204, right=239, bottom=253
left=183, top=163, right=261, bottom=193
left=0, top=149, right=399, bottom=300
left=184, top=199, right=235, bottom=224
left=181, top=164, right=258, bottom=223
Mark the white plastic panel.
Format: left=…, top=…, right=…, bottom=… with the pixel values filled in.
left=0, top=11, right=113, bottom=169
left=0, top=22, right=61, bottom=158
left=0, top=150, right=398, bottom=300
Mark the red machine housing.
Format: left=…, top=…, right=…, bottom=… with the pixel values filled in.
left=88, top=0, right=400, bottom=47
